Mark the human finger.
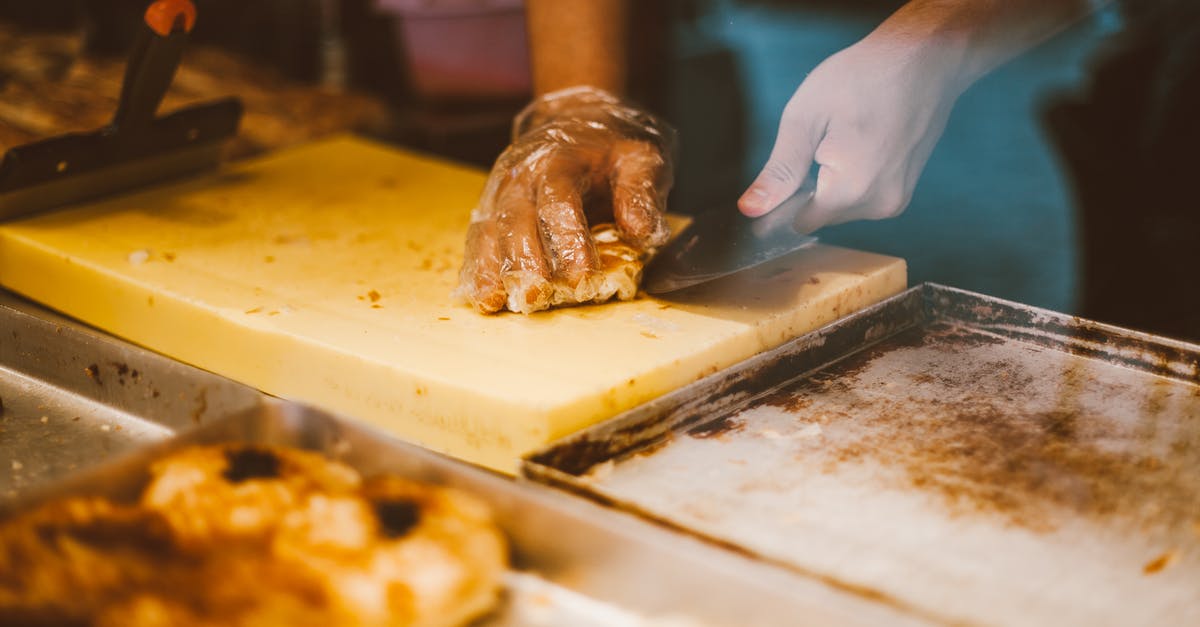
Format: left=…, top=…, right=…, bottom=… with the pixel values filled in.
left=495, top=177, right=554, bottom=313
left=610, top=139, right=671, bottom=249
left=792, top=161, right=911, bottom=234
left=738, top=99, right=823, bottom=217
left=537, top=150, right=602, bottom=299
left=458, top=213, right=507, bottom=313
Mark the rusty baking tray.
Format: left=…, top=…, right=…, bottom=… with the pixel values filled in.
left=0, top=290, right=265, bottom=500
left=2, top=401, right=926, bottom=626
left=527, top=283, right=1200, bottom=627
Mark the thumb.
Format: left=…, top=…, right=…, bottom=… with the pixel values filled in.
left=738, top=113, right=821, bottom=217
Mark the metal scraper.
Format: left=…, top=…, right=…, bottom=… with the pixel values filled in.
left=0, top=0, right=242, bottom=219
left=643, top=181, right=820, bottom=294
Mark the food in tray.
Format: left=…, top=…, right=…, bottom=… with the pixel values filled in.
left=0, top=444, right=508, bottom=627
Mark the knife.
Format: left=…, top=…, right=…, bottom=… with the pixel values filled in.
left=642, top=180, right=820, bottom=294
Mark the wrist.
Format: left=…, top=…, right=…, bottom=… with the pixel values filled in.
left=861, top=8, right=981, bottom=97
left=513, top=86, right=622, bottom=138
left=512, top=87, right=673, bottom=156
left=870, top=0, right=1092, bottom=90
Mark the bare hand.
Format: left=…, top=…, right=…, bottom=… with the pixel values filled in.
left=738, top=32, right=966, bottom=233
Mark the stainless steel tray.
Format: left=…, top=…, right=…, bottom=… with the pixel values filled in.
left=3, top=402, right=924, bottom=626
left=0, top=290, right=265, bottom=500
left=527, top=284, right=1200, bottom=627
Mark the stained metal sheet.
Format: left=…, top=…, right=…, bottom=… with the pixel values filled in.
left=527, top=284, right=1200, bottom=627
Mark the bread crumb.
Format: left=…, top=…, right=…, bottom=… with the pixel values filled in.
left=39, top=416, right=48, bottom=424
left=100, top=424, right=111, bottom=432
left=1144, top=550, right=1178, bottom=575
left=127, top=249, right=151, bottom=265
left=11, top=460, right=22, bottom=471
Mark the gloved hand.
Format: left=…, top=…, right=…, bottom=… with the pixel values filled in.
left=738, top=33, right=966, bottom=233
left=457, top=87, right=675, bottom=314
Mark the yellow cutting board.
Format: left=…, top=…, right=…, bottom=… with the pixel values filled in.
left=0, top=137, right=905, bottom=471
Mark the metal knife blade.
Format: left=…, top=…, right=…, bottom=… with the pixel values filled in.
left=642, top=182, right=820, bottom=294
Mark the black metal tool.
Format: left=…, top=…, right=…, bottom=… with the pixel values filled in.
left=0, top=0, right=242, bottom=219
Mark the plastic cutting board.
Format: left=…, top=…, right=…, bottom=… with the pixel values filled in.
left=0, top=137, right=906, bottom=471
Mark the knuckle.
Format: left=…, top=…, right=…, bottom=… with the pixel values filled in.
left=780, top=94, right=811, bottom=124
left=836, top=177, right=873, bottom=206
left=613, top=144, right=667, bottom=179
left=872, top=187, right=911, bottom=219
left=761, top=160, right=800, bottom=186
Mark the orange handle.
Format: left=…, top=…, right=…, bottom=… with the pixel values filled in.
left=144, top=0, right=196, bottom=37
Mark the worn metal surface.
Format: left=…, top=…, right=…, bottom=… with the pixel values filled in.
left=527, top=284, right=1200, bottom=627
left=0, top=290, right=265, bottom=500
left=4, top=402, right=927, bottom=626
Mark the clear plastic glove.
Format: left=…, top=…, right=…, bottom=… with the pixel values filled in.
left=457, top=86, right=675, bottom=314
left=738, top=34, right=966, bottom=233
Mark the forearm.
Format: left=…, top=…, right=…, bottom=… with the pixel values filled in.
left=525, top=0, right=630, bottom=96
left=870, top=0, right=1099, bottom=90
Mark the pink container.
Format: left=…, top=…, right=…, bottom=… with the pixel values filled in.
left=376, top=0, right=531, bottom=101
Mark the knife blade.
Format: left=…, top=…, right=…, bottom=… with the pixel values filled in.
left=642, top=181, right=820, bottom=294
